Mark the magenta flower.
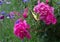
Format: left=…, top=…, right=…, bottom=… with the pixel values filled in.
left=43, top=13, right=57, bottom=25
left=23, top=8, right=28, bottom=18
left=33, top=0, right=57, bottom=25
left=14, top=18, right=31, bottom=40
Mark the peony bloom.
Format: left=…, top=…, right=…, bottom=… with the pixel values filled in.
left=14, top=18, right=31, bottom=40
left=43, top=13, right=57, bottom=25
left=33, top=0, right=57, bottom=25
left=23, top=8, right=28, bottom=18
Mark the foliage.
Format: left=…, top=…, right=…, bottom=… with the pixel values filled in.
left=0, top=0, right=60, bottom=42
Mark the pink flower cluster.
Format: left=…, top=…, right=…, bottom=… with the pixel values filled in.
left=14, top=18, right=31, bottom=39
left=33, top=0, right=57, bottom=25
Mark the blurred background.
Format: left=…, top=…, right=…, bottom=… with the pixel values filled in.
left=0, top=0, right=60, bottom=42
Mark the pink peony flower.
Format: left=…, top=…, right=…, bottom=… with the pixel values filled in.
left=23, top=8, right=28, bottom=18
left=33, top=0, right=57, bottom=25
left=14, top=18, right=31, bottom=40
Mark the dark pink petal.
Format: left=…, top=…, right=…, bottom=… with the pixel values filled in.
left=23, top=8, right=28, bottom=18
left=52, top=18, right=57, bottom=24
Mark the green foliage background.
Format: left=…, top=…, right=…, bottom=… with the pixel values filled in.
left=0, top=0, right=60, bottom=42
